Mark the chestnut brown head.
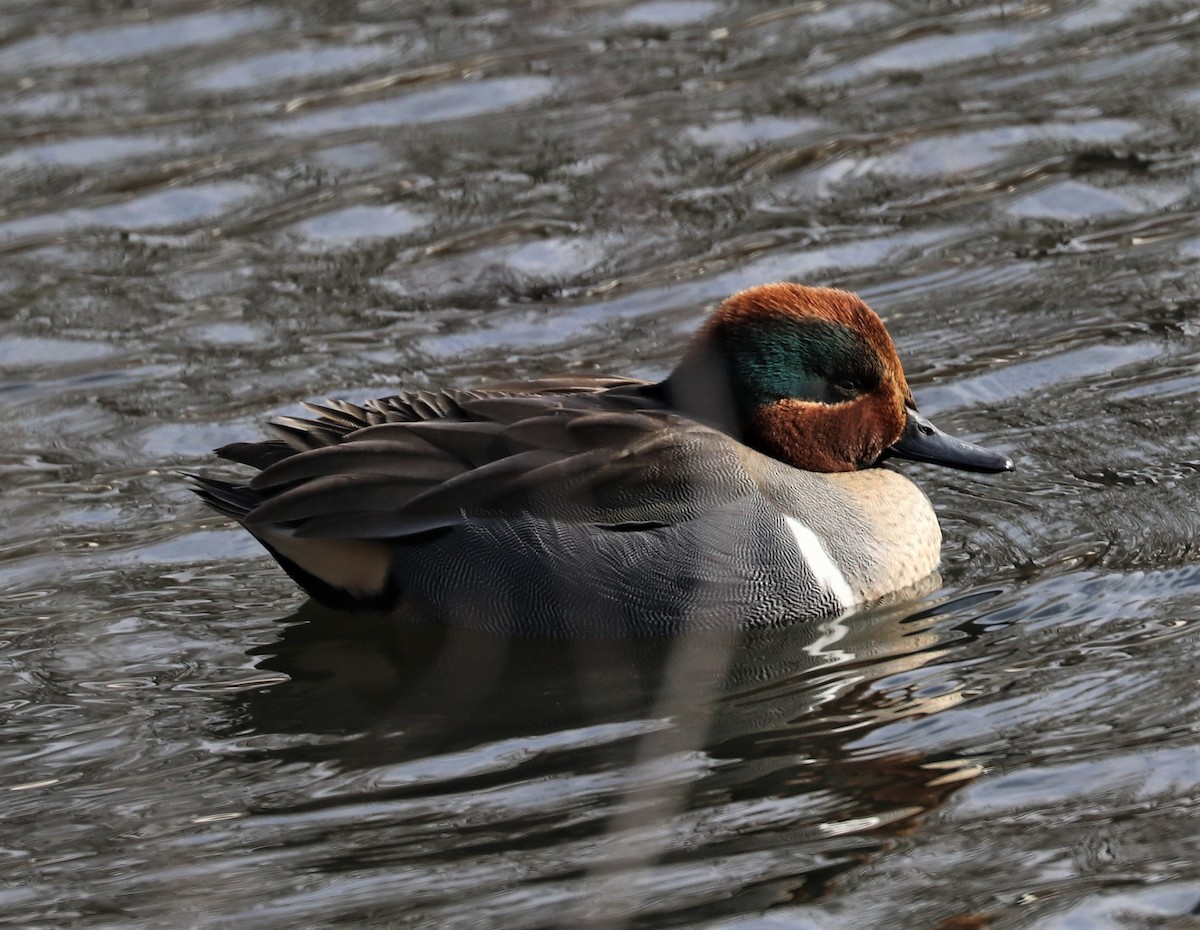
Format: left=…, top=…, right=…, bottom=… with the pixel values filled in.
left=666, top=283, right=1012, bottom=474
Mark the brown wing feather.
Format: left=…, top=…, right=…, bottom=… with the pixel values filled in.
left=249, top=440, right=467, bottom=490
left=200, top=375, right=751, bottom=542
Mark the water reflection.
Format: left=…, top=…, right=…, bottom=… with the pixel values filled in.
left=220, top=594, right=990, bottom=924
left=274, top=75, right=556, bottom=136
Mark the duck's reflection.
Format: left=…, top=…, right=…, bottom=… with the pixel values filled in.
left=226, top=591, right=996, bottom=917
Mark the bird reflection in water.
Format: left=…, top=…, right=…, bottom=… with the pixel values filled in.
left=219, top=586, right=998, bottom=920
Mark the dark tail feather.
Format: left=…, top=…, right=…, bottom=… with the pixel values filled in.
left=215, top=440, right=297, bottom=470
left=187, top=474, right=264, bottom=520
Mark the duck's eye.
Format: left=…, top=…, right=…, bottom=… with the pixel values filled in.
left=833, top=377, right=861, bottom=395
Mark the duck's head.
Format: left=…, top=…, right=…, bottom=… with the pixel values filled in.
left=664, top=283, right=1013, bottom=474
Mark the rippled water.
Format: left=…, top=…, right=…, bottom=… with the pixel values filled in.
left=2, top=1, right=1199, bottom=927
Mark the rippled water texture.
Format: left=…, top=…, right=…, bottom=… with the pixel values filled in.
left=2, top=1, right=1199, bottom=927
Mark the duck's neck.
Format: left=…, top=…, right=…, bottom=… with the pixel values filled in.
left=655, top=341, right=746, bottom=439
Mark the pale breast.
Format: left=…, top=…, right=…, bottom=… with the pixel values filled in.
left=742, top=451, right=943, bottom=609
left=823, top=467, right=943, bottom=602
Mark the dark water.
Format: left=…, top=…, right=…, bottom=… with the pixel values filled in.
left=2, top=1, right=1199, bottom=927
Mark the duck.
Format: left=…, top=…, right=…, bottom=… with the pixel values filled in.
left=192, top=282, right=1013, bottom=635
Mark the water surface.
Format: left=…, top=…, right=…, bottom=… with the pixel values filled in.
left=2, top=1, right=1198, bottom=927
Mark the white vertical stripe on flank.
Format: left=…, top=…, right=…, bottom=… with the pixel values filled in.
left=784, top=516, right=856, bottom=610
